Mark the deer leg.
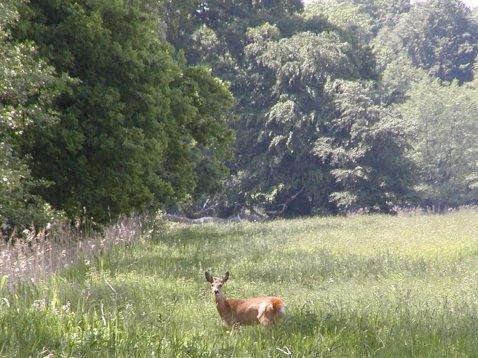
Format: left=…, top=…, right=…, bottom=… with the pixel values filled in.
left=257, top=303, right=274, bottom=326
left=229, top=323, right=241, bottom=335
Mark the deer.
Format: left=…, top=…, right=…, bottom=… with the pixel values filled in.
left=205, top=271, right=286, bottom=327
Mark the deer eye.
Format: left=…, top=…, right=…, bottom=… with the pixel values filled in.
left=218, top=284, right=222, bottom=288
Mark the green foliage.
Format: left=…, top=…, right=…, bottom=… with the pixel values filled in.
left=160, top=0, right=421, bottom=216
left=0, top=0, right=67, bottom=231
left=377, top=0, right=478, bottom=82
left=1, top=211, right=478, bottom=356
left=228, top=20, right=413, bottom=214
left=169, top=65, right=234, bottom=199
left=195, top=0, right=304, bottom=56
left=315, top=80, right=417, bottom=212
left=14, top=0, right=233, bottom=224
left=305, top=0, right=375, bottom=44
left=4, top=0, right=476, bottom=224
left=338, top=0, right=411, bottom=32
left=399, top=79, right=478, bottom=209
left=372, top=1, right=478, bottom=209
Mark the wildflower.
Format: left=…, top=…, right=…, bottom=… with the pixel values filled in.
left=62, top=301, right=71, bottom=313
left=32, top=299, right=46, bottom=311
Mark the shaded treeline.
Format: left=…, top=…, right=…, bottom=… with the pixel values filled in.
left=1, top=0, right=477, bottom=234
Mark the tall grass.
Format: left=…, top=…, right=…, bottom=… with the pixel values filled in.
left=0, top=216, right=144, bottom=287
left=1, top=210, right=477, bottom=357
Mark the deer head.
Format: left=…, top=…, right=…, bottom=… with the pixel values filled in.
left=205, top=271, right=229, bottom=296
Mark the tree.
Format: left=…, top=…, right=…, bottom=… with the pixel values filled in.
left=194, top=0, right=304, bottom=58
left=376, top=0, right=478, bottom=83
left=399, top=79, right=478, bottom=210
left=305, top=0, right=374, bottom=44
left=15, top=0, right=233, bottom=224
left=339, top=0, right=411, bottom=32
left=314, top=80, right=416, bottom=212
left=0, top=0, right=66, bottom=232
left=227, top=22, right=414, bottom=215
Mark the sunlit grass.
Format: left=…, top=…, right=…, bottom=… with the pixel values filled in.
left=1, top=210, right=478, bottom=356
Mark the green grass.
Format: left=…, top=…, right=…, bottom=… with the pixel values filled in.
left=1, top=211, right=478, bottom=357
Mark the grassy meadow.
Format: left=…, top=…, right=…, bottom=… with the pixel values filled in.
left=1, top=210, right=478, bottom=357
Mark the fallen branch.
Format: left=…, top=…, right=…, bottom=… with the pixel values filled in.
left=165, top=214, right=229, bottom=224
left=266, top=187, right=305, bottom=217
left=164, top=213, right=265, bottom=224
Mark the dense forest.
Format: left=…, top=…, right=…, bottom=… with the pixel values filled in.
left=1, top=0, right=477, bottom=234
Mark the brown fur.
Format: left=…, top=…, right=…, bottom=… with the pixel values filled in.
left=205, top=271, right=286, bottom=327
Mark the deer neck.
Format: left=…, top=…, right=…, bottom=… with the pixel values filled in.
left=214, top=292, right=233, bottom=324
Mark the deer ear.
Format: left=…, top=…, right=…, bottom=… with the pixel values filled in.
left=205, top=271, right=213, bottom=283
left=223, top=271, right=229, bottom=282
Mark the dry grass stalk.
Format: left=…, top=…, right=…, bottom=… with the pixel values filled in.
left=0, top=216, right=144, bottom=288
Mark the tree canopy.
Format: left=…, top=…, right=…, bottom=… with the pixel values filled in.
left=1, top=0, right=477, bottom=231
left=399, top=79, right=478, bottom=209
left=0, top=0, right=67, bottom=231
left=11, top=0, right=233, bottom=225
left=376, top=0, right=478, bottom=83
